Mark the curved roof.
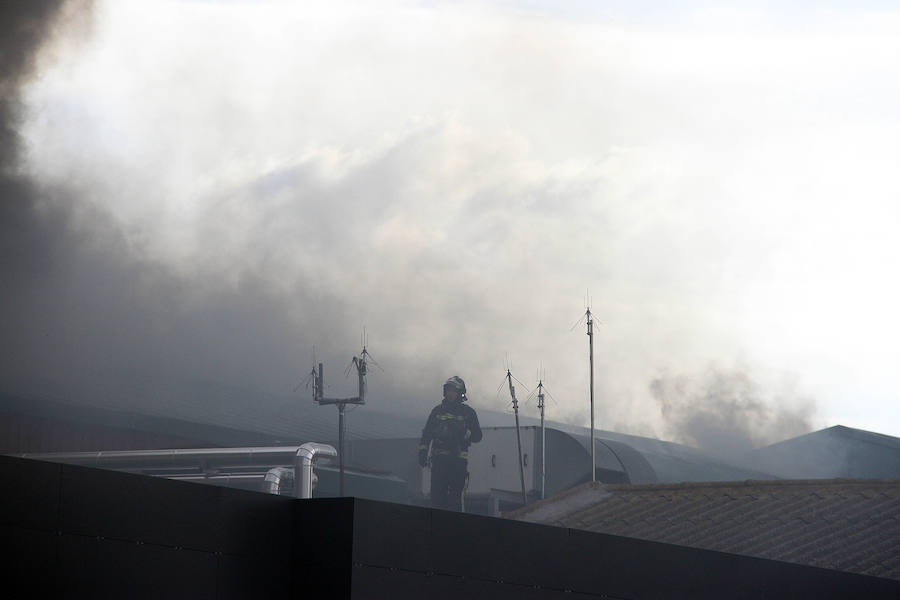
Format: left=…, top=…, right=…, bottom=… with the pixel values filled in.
left=596, top=438, right=658, bottom=484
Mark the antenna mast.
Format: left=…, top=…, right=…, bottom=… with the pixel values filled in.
left=311, top=342, right=369, bottom=496
left=506, top=369, right=528, bottom=506
left=571, top=297, right=599, bottom=484
left=587, top=306, right=595, bottom=483
left=537, top=377, right=546, bottom=499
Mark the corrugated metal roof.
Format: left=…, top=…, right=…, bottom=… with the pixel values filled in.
left=511, top=478, right=900, bottom=580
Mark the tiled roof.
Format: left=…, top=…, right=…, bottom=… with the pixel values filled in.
left=511, top=478, right=900, bottom=581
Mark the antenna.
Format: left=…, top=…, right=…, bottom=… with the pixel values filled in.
left=293, top=346, right=318, bottom=394
left=587, top=304, right=595, bottom=483
left=537, top=377, right=546, bottom=499
left=505, top=368, right=528, bottom=506
left=573, top=296, right=601, bottom=484
left=306, top=336, right=373, bottom=496
left=525, top=367, right=555, bottom=500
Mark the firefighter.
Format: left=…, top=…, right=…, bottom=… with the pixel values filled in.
left=418, top=375, right=483, bottom=511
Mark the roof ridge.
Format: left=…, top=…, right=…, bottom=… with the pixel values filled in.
left=504, top=480, right=605, bottom=519
left=603, top=478, right=900, bottom=492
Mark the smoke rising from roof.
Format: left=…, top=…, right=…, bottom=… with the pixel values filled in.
left=650, top=365, right=816, bottom=455
left=5, top=1, right=900, bottom=444
left=1, top=0, right=81, bottom=350
left=0, top=1, right=358, bottom=422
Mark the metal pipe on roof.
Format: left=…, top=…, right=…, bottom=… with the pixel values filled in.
left=19, top=446, right=312, bottom=469
left=263, top=466, right=294, bottom=495
left=167, top=473, right=269, bottom=486
left=294, top=442, right=337, bottom=499
left=20, top=443, right=338, bottom=498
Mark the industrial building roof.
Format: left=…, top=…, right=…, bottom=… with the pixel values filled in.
left=746, top=425, right=900, bottom=479
left=511, top=478, right=900, bottom=581
left=7, top=391, right=900, bottom=485
left=1, top=391, right=783, bottom=483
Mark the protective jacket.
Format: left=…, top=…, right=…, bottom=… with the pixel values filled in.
left=418, top=399, right=482, bottom=461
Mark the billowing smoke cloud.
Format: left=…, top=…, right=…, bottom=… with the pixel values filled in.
left=650, top=364, right=816, bottom=455
left=4, top=1, right=900, bottom=444
left=0, top=1, right=357, bottom=423
left=1, top=0, right=85, bottom=366
left=1, top=0, right=72, bottom=237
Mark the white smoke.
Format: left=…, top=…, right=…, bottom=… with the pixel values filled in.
left=6, top=0, right=900, bottom=438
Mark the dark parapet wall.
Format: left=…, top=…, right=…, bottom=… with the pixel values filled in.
left=4, top=455, right=899, bottom=599
left=344, top=498, right=900, bottom=599
left=2, top=455, right=294, bottom=598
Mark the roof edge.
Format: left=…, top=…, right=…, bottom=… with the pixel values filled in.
left=505, top=480, right=607, bottom=522
left=600, top=477, right=900, bottom=493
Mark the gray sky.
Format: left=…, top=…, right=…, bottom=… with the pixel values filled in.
left=7, top=0, right=900, bottom=449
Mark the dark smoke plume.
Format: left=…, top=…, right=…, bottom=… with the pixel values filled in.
left=0, top=1, right=368, bottom=423
left=4, top=2, right=863, bottom=448
left=650, top=364, right=816, bottom=455
left=2, top=1, right=77, bottom=310
left=1, top=1, right=116, bottom=408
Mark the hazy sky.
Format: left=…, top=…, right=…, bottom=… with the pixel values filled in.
left=7, top=0, right=900, bottom=448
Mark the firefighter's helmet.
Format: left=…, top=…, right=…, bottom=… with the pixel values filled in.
left=443, top=375, right=467, bottom=400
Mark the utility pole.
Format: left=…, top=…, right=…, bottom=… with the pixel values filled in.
left=506, top=369, right=528, bottom=506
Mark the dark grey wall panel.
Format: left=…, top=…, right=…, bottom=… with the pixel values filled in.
left=4, top=525, right=57, bottom=597
left=217, top=484, right=292, bottom=558
left=59, top=463, right=223, bottom=551
left=429, top=508, right=504, bottom=580
left=350, top=498, right=900, bottom=599
left=291, top=497, right=354, bottom=599
left=4, top=456, right=899, bottom=599
left=351, top=566, right=596, bottom=600
left=57, top=533, right=218, bottom=599
left=493, top=517, right=571, bottom=589
left=217, top=553, right=291, bottom=599
left=352, top=498, right=430, bottom=573
left=0, top=455, right=60, bottom=529
left=3, top=456, right=296, bottom=598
